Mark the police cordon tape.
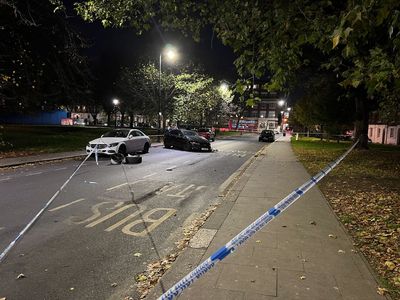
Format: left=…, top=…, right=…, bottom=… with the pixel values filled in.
left=0, top=145, right=99, bottom=263
left=159, top=140, right=359, bottom=300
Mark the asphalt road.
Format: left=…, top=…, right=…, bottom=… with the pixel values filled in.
left=0, top=134, right=265, bottom=300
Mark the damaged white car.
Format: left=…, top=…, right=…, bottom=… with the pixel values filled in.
left=86, top=129, right=151, bottom=156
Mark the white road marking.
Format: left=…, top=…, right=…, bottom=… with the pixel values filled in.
left=55, top=167, right=67, bottom=171
left=168, top=184, right=195, bottom=197
left=25, top=172, right=43, bottom=176
left=156, top=183, right=180, bottom=195
left=195, top=186, right=207, bottom=191
left=182, top=160, right=191, bottom=164
left=0, top=177, right=11, bottom=182
left=106, top=179, right=144, bottom=191
left=143, top=172, right=157, bottom=178
left=48, top=198, right=86, bottom=212
left=0, top=227, right=4, bottom=231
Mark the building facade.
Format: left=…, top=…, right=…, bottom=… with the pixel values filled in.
left=239, top=87, right=286, bottom=132
left=368, top=124, right=400, bottom=145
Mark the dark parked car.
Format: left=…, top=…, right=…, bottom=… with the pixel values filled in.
left=164, top=129, right=212, bottom=151
left=259, top=130, right=275, bottom=142
left=197, top=128, right=215, bottom=141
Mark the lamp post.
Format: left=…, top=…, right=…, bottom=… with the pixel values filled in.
left=112, top=98, right=119, bottom=128
left=158, top=44, right=178, bottom=141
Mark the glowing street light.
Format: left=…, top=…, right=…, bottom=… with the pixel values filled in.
left=112, top=98, right=120, bottom=127
left=158, top=44, right=178, bottom=140
left=278, top=99, right=285, bottom=107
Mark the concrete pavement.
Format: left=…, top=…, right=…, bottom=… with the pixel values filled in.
left=148, top=135, right=386, bottom=300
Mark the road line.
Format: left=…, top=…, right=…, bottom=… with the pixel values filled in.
left=105, top=207, right=145, bottom=232
left=195, top=186, right=207, bottom=191
left=48, top=198, right=86, bottom=212
left=182, top=160, right=191, bottom=164
left=106, top=180, right=144, bottom=191
left=0, top=227, right=4, bottom=231
left=55, top=167, right=67, bottom=171
left=25, top=172, right=43, bottom=176
left=143, top=172, right=157, bottom=178
left=0, top=178, right=11, bottom=182
left=85, top=204, right=135, bottom=228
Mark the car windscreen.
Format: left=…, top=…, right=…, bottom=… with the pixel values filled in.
left=182, top=130, right=198, bottom=136
left=102, top=130, right=129, bottom=138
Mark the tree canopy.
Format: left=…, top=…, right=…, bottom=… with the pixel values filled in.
left=0, top=0, right=94, bottom=113
left=67, top=0, right=400, bottom=147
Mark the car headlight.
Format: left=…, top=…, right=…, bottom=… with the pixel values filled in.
left=109, top=142, right=119, bottom=147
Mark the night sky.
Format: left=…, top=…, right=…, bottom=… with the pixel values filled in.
left=74, top=19, right=237, bottom=100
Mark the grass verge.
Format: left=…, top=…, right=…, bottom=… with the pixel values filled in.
left=292, top=137, right=400, bottom=299
left=0, top=125, right=160, bottom=158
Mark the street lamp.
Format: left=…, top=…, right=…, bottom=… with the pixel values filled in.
left=112, top=98, right=119, bottom=128
left=158, top=44, right=178, bottom=140
left=278, top=99, right=285, bottom=107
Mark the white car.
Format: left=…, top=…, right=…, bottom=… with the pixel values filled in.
left=86, top=129, right=151, bottom=156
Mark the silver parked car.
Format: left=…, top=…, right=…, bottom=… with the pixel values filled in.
left=86, top=129, right=151, bottom=155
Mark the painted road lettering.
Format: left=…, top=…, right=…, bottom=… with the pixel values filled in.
left=121, top=208, right=176, bottom=237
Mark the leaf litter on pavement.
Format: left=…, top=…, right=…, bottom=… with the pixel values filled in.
left=135, top=205, right=218, bottom=299
left=292, top=140, right=400, bottom=299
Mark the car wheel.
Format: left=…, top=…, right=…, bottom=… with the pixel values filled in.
left=143, top=142, right=150, bottom=153
left=118, top=144, right=127, bottom=156
left=164, top=143, right=171, bottom=149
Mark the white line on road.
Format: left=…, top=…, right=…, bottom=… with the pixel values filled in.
left=25, top=172, right=43, bottom=176
left=48, top=198, right=86, bottom=212
left=0, top=227, right=4, bottom=231
left=106, top=179, right=144, bottom=191
left=182, top=160, right=191, bottom=164
left=143, top=172, right=157, bottom=178
left=0, top=178, right=11, bottom=182
left=55, top=167, right=67, bottom=171
left=168, top=184, right=195, bottom=197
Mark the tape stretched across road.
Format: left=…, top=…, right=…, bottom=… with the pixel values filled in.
left=0, top=146, right=98, bottom=263
left=159, top=140, right=359, bottom=300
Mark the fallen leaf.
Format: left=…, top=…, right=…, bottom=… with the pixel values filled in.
left=255, top=240, right=261, bottom=243
left=377, top=287, right=388, bottom=295
left=328, top=234, right=337, bottom=239
left=1, top=297, right=6, bottom=300
left=133, top=252, right=142, bottom=257
left=300, top=275, right=306, bottom=280
left=338, top=249, right=346, bottom=254
left=310, top=221, right=317, bottom=225
left=16, top=273, right=25, bottom=279
left=111, top=282, right=118, bottom=287
left=384, top=261, right=396, bottom=271
left=135, top=274, right=147, bottom=282
left=70, top=287, right=75, bottom=291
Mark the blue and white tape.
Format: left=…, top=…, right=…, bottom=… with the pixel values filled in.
left=159, top=140, right=359, bottom=300
left=0, top=146, right=98, bottom=263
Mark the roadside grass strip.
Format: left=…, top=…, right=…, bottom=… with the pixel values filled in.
left=0, top=146, right=98, bottom=263
left=158, top=140, right=359, bottom=300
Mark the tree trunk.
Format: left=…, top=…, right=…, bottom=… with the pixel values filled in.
left=120, top=112, right=125, bottom=127
left=107, top=112, right=111, bottom=127
left=129, top=113, right=134, bottom=128
left=235, top=115, right=242, bottom=130
left=354, top=97, right=369, bottom=149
